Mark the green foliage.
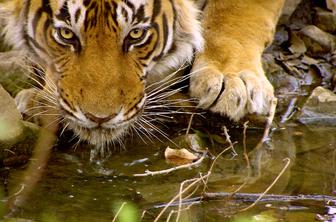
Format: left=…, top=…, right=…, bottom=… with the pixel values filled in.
left=112, top=201, right=139, bottom=222
left=40, top=211, right=60, bottom=222
left=232, top=212, right=277, bottom=222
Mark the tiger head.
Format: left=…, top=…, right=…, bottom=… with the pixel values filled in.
left=0, top=0, right=203, bottom=145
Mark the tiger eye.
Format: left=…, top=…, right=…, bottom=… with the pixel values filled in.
left=59, top=27, right=75, bottom=40
left=129, top=28, right=145, bottom=39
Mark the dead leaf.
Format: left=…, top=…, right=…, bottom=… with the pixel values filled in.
left=164, top=147, right=198, bottom=165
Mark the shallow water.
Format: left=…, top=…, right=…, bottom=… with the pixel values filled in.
left=3, top=123, right=336, bottom=222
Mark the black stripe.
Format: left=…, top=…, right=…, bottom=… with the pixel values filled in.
left=33, top=0, right=52, bottom=37
left=200, top=0, right=208, bottom=10
left=22, top=0, right=31, bottom=49
left=133, top=5, right=145, bottom=23
left=152, top=0, right=161, bottom=22
left=56, top=1, right=71, bottom=22
left=139, top=23, right=159, bottom=60
left=27, top=36, right=48, bottom=54
left=75, top=9, right=81, bottom=23
left=153, top=13, right=169, bottom=61
left=169, top=0, right=177, bottom=36
left=83, top=0, right=91, bottom=7
left=124, top=0, right=135, bottom=12
left=111, top=1, right=118, bottom=29
left=43, top=18, right=51, bottom=44
left=41, top=0, right=52, bottom=15
left=121, top=7, right=128, bottom=23
left=135, top=34, right=153, bottom=49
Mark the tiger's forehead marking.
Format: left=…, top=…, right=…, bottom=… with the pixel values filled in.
left=52, top=0, right=150, bottom=36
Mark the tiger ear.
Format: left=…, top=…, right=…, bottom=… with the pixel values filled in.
left=174, top=0, right=204, bottom=53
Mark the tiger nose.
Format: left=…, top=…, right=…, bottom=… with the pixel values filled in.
left=85, top=113, right=117, bottom=124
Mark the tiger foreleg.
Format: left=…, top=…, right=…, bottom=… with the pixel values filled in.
left=190, top=0, right=285, bottom=120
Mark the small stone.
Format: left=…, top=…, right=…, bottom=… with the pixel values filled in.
left=298, top=86, right=336, bottom=125
left=314, top=8, right=336, bottom=33
left=298, top=25, right=336, bottom=55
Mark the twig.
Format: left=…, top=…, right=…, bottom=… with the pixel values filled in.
left=140, top=210, right=147, bottom=221
left=222, top=126, right=238, bottom=156
left=166, top=202, right=197, bottom=222
left=242, top=122, right=250, bottom=170
left=176, top=178, right=201, bottom=222
left=239, top=157, right=291, bottom=211
left=153, top=172, right=211, bottom=222
left=202, top=144, right=236, bottom=192
left=185, top=113, right=195, bottom=136
left=280, top=97, right=297, bottom=123
left=227, top=122, right=250, bottom=198
left=8, top=184, right=25, bottom=198
left=3, top=149, right=16, bottom=156
left=112, top=202, right=127, bottom=222
left=263, top=98, right=277, bottom=143
left=133, top=151, right=207, bottom=177
left=155, top=145, right=233, bottom=221
left=253, top=97, right=277, bottom=151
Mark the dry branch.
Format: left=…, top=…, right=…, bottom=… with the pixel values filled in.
left=153, top=172, right=211, bottom=222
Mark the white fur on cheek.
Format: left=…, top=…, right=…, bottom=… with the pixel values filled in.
left=147, top=0, right=204, bottom=83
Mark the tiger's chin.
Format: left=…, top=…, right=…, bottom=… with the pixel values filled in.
left=66, top=120, right=131, bottom=146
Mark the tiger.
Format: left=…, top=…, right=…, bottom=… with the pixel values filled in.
left=0, top=0, right=285, bottom=146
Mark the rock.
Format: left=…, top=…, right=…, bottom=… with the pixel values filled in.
left=298, top=25, right=336, bottom=55
left=314, top=8, right=336, bottom=33
left=0, top=85, right=40, bottom=167
left=0, top=84, right=23, bottom=142
left=326, top=0, right=336, bottom=13
left=298, top=86, right=336, bottom=125
left=279, top=0, right=302, bottom=25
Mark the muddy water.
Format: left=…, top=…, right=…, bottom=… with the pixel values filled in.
left=3, top=124, right=336, bottom=221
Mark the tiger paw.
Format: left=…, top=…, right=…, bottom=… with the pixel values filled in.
left=189, top=66, right=274, bottom=121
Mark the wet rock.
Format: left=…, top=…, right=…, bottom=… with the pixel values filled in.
left=0, top=85, right=39, bottom=166
left=298, top=86, right=336, bottom=125
left=0, top=84, right=23, bottom=142
left=298, top=25, right=336, bottom=55
left=314, top=8, right=336, bottom=34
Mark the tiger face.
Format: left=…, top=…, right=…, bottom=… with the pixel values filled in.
left=0, top=0, right=203, bottom=145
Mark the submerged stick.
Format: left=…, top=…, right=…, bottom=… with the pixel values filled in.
left=203, top=192, right=336, bottom=203
left=154, top=193, right=336, bottom=209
